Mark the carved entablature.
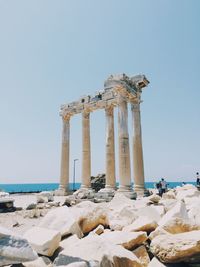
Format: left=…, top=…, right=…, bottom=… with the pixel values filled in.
left=60, top=74, right=149, bottom=118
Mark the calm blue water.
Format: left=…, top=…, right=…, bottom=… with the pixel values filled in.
left=0, top=182, right=196, bottom=193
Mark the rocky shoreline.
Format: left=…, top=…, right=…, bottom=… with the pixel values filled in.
left=0, top=184, right=200, bottom=266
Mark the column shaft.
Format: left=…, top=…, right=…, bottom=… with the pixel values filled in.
left=118, top=98, right=131, bottom=191
left=105, top=106, right=116, bottom=189
left=81, top=111, right=91, bottom=188
left=59, top=117, right=70, bottom=192
left=132, top=102, right=145, bottom=192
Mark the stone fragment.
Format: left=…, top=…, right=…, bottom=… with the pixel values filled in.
left=92, top=225, right=104, bottom=235
left=23, top=226, right=61, bottom=257
left=54, top=234, right=142, bottom=267
left=148, top=194, right=161, bottom=203
left=123, top=216, right=158, bottom=233
left=0, top=226, right=38, bottom=266
left=159, top=199, right=177, bottom=212
left=150, top=230, right=200, bottom=263
left=100, top=230, right=147, bottom=250
left=148, top=257, right=183, bottom=266
left=38, top=206, right=83, bottom=238
left=133, top=245, right=150, bottom=267
left=39, top=191, right=54, bottom=202
left=26, top=203, right=37, bottom=210
left=176, top=188, right=200, bottom=200
left=60, top=235, right=80, bottom=250
left=37, top=195, right=48, bottom=204
left=162, top=190, right=176, bottom=200
left=158, top=201, right=188, bottom=227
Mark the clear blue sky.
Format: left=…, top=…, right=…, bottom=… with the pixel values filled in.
left=0, top=0, right=199, bottom=184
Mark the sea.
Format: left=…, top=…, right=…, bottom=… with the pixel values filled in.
left=0, top=182, right=196, bottom=193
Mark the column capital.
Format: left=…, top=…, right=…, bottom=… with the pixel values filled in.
left=105, top=105, right=114, bottom=116
left=82, top=110, right=90, bottom=119
left=62, top=114, right=71, bottom=122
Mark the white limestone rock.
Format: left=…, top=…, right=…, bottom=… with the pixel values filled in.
left=148, top=194, right=161, bottom=203
left=162, top=190, right=176, bottom=200
left=60, top=235, right=80, bottom=250
left=54, top=234, right=142, bottom=267
left=38, top=206, right=83, bottom=238
left=158, top=201, right=188, bottom=227
left=176, top=188, right=200, bottom=200
left=133, top=245, right=150, bottom=267
left=23, top=226, right=61, bottom=257
left=159, top=199, right=177, bottom=212
left=135, top=206, right=161, bottom=222
left=107, top=193, right=137, bottom=230
left=92, top=225, right=104, bottom=235
left=122, top=216, right=158, bottom=233
left=100, top=230, right=147, bottom=250
left=150, top=230, right=200, bottom=263
left=39, top=191, right=54, bottom=202
left=149, top=217, right=200, bottom=240
left=0, top=226, right=38, bottom=266
left=23, top=257, right=52, bottom=267
left=71, top=201, right=108, bottom=234
left=148, top=257, right=177, bottom=267
left=37, top=195, right=48, bottom=204
left=153, top=205, right=165, bottom=217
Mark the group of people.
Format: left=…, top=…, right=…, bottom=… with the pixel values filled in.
left=155, top=178, right=168, bottom=196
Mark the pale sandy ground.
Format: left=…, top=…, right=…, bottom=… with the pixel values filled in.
left=0, top=194, right=66, bottom=235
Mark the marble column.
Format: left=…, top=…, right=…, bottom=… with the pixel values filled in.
left=105, top=106, right=116, bottom=189
left=131, top=102, right=145, bottom=193
left=81, top=111, right=91, bottom=189
left=59, top=116, right=70, bottom=193
left=118, top=97, right=131, bottom=191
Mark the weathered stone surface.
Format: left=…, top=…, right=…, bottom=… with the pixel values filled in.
left=148, top=194, right=161, bottom=204
left=158, top=201, right=188, bottom=227
left=107, top=193, right=137, bottom=230
left=71, top=201, right=108, bottom=234
left=23, top=226, right=61, bottom=257
left=159, top=199, right=177, bottom=212
left=162, top=190, right=176, bottom=200
left=150, top=230, right=200, bottom=263
left=37, top=195, right=48, bottom=204
left=123, top=216, right=158, bottom=233
left=54, top=234, right=142, bottom=267
left=135, top=206, right=161, bottom=222
left=23, top=256, right=52, bottom=267
left=133, top=245, right=150, bottom=267
left=176, top=188, right=200, bottom=200
left=0, top=226, right=38, bottom=266
left=148, top=257, right=184, bottom=267
left=39, top=191, right=54, bottom=202
left=26, top=203, right=37, bottom=210
left=100, top=230, right=147, bottom=250
left=92, top=225, right=104, bottom=235
left=153, top=205, right=165, bottom=217
left=91, top=174, right=106, bottom=192
left=38, top=206, right=83, bottom=238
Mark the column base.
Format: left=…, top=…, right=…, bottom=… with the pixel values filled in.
left=117, top=185, right=137, bottom=199
left=54, top=189, right=68, bottom=196
left=133, top=185, right=145, bottom=197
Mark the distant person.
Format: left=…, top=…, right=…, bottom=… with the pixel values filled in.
left=160, top=178, right=167, bottom=196
left=196, top=172, right=200, bottom=186
left=182, top=181, right=186, bottom=186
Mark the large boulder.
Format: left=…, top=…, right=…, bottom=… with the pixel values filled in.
left=135, top=206, right=161, bottom=222
left=150, top=230, right=200, bottom=263
left=54, top=234, right=143, bottom=267
left=107, top=193, right=137, bottom=230
left=176, top=188, right=200, bottom=200
left=159, top=199, right=177, bottom=212
left=38, top=206, right=83, bottom=238
left=133, top=245, right=150, bottom=267
left=23, top=226, right=61, bottom=256
left=100, top=230, right=147, bottom=250
left=0, top=226, right=38, bottom=266
left=162, top=190, right=176, bottom=200
left=122, top=216, right=158, bottom=233
left=158, top=201, right=188, bottom=227
left=148, top=194, right=161, bottom=204
left=71, top=201, right=109, bottom=234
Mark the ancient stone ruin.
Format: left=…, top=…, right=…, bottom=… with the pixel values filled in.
left=56, top=74, right=149, bottom=196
